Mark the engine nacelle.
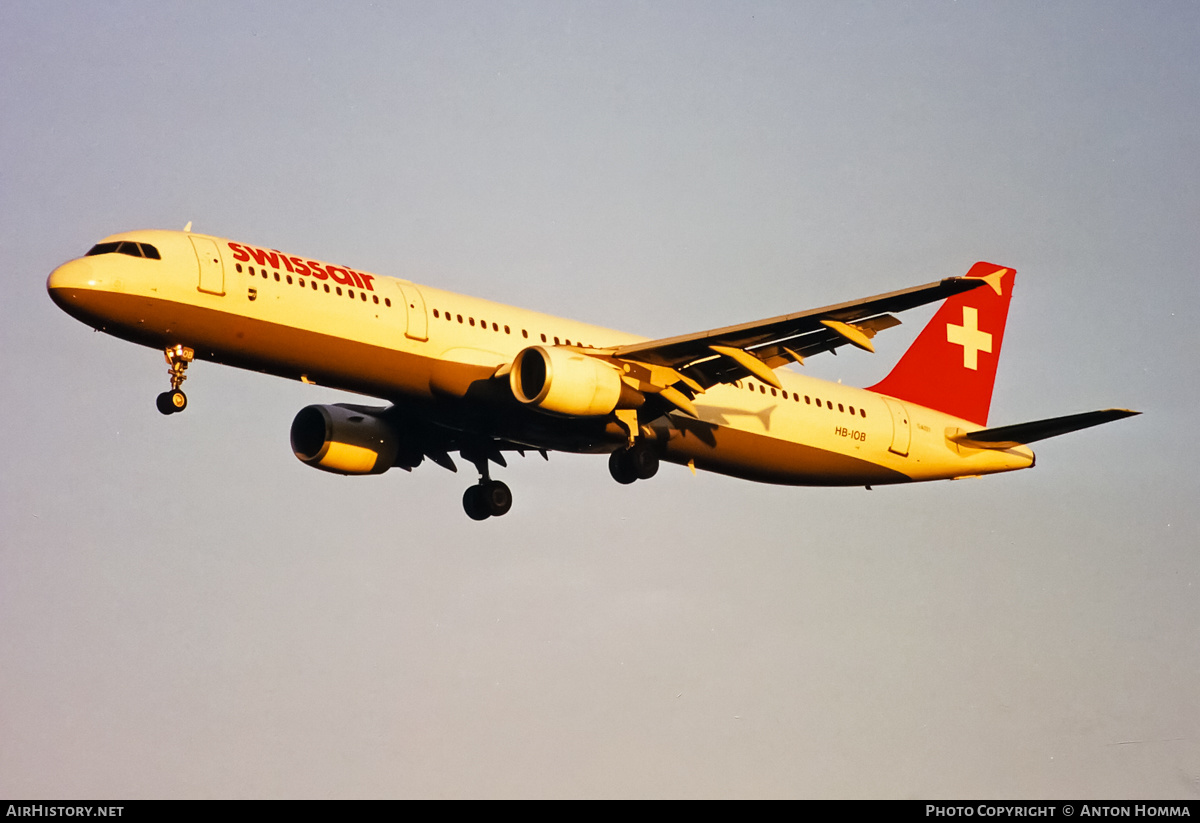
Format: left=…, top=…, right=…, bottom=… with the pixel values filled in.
left=290, top=404, right=405, bottom=475
left=509, top=346, right=630, bottom=417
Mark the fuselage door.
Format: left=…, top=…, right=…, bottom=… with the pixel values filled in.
left=191, top=236, right=225, bottom=296
left=395, top=280, right=428, bottom=342
left=881, top=397, right=911, bottom=457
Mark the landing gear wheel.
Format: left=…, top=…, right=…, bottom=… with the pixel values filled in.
left=463, top=480, right=514, bottom=520
left=482, top=480, right=513, bottom=517
left=156, top=390, right=187, bottom=415
left=609, top=442, right=659, bottom=484
left=463, top=485, right=490, bottom=521
left=628, top=441, right=660, bottom=480
left=608, top=449, right=638, bottom=485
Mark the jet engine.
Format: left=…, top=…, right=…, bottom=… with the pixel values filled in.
left=509, top=346, right=636, bottom=417
left=290, top=404, right=420, bottom=475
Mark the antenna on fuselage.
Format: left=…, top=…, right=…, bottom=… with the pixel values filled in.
left=183, top=221, right=192, bottom=232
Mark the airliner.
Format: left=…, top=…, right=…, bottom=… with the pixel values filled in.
left=46, top=228, right=1137, bottom=520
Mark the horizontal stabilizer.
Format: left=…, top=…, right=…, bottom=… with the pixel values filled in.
left=950, top=408, right=1140, bottom=449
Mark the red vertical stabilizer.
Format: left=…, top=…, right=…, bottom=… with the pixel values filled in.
left=867, top=262, right=1015, bottom=426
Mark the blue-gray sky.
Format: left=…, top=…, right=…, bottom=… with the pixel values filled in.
left=2, top=0, right=1197, bottom=798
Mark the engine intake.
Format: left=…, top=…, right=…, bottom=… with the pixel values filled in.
left=510, top=346, right=632, bottom=417
left=291, top=404, right=405, bottom=475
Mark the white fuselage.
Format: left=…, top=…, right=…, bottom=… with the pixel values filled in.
left=47, top=229, right=1034, bottom=486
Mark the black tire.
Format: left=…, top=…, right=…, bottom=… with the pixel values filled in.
left=608, top=449, right=638, bottom=485
left=463, top=485, right=490, bottom=520
left=156, top=391, right=180, bottom=415
left=628, top=442, right=660, bottom=480
left=483, top=480, right=513, bottom=517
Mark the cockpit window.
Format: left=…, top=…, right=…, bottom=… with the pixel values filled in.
left=85, top=241, right=161, bottom=259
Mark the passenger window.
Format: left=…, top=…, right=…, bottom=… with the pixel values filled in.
left=385, top=298, right=391, bottom=306
left=838, top=403, right=844, bottom=412
left=236, top=263, right=243, bottom=273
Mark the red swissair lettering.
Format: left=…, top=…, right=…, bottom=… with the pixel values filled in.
left=227, top=241, right=376, bottom=291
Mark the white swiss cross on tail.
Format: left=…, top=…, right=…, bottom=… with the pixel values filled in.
left=867, top=262, right=1014, bottom=426
left=947, top=307, right=992, bottom=370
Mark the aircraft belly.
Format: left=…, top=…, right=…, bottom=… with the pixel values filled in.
left=660, top=417, right=910, bottom=486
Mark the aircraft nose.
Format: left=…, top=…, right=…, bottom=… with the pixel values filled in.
left=47, top=257, right=96, bottom=293
left=46, top=257, right=99, bottom=315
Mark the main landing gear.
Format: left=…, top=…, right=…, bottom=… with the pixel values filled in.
left=461, top=447, right=513, bottom=521
left=156, top=344, right=194, bottom=415
left=463, top=480, right=513, bottom=521
left=608, top=440, right=660, bottom=485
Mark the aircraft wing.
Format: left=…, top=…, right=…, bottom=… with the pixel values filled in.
left=601, top=275, right=989, bottom=393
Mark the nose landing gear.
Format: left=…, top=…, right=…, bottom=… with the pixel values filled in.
left=156, top=344, right=194, bottom=415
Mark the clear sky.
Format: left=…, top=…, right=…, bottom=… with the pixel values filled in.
left=2, top=0, right=1197, bottom=799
